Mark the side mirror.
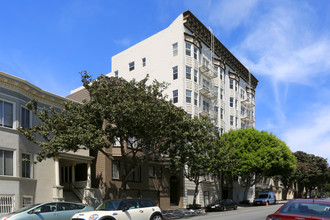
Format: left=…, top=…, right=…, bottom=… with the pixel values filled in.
left=122, top=206, right=129, bottom=212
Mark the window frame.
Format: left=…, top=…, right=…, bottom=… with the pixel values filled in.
left=173, top=90, right=178, bottom=103
left=186, top=89, right=192, bottom=103
left=0, top=100, right=14, bottom=128
left=172, top=42, right=178, bottom=56
left=0, top=149, right=14, bottom=176
left=186, top=66, right=192, bottom=80
left=173, top=66, right=178, bottom=80
left=22, top=153, right=31, bottom=178
left=142, top=57, right=146, bottom=67
left=230, top=97, right=234, bottom=107
left=185, top=42, right=192, bottom=56
left=129, top=61, right=135, bottom=71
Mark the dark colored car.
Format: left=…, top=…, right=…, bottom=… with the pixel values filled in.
left=266, top=199, right=330, bottom=220
left=205, top=199, right=238, bottom=212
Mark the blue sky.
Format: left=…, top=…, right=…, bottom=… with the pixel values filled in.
left=1, top=0, right=330, bottom=162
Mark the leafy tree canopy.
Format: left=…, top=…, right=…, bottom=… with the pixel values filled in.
left=221, top=128, right=296, bottom=199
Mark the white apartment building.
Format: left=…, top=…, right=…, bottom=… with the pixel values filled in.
left=107, top=10, right=258, bottom=207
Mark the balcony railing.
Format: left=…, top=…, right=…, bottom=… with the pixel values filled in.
left=199, top=63, right=217, bottom=79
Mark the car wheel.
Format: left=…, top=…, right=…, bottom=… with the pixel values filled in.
left=221, top=206, right=226, bottom=211
left=234, top=205, right=238, bottom=210
left=152, top=214, right=163, bottom=220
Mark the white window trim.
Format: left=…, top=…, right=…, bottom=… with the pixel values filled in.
left=0, top=98, right=16, bottom=129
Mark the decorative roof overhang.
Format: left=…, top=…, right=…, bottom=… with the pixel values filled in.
left=183, top=10, right=258, bottom=89
left=0, top=71, right=67, bottom=107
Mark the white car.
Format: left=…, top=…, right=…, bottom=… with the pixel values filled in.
left=71, top=199, right=163, bottom=220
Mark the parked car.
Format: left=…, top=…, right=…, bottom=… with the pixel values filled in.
left=253, top=191, right=276, bottom=205
left=266, top=199, right=330, bottom=220
left=0, top=201, right=94, bottom=220
left=205, top=199, right=238, bottom=212
left=71, top=198, right=163, bottom=220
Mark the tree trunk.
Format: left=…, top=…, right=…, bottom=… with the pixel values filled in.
left=192, top=180, right=200, bottom=206
left=243, top=183, right=250, bottom=201
left=119, top=175, right=128, bottom=198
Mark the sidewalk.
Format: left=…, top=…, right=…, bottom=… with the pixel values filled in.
left=163, top=209, right=206, bottom=219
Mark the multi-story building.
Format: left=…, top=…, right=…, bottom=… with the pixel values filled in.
left=0, top=71, right=94, bottom=213
left=106, top=10, right=258, bottom=206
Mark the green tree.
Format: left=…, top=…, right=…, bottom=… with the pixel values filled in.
left=20, top=72, right=190, bottom=198
left=170, top=117, right=217, bottom=207
left=221, top=128, right=296, bottom=200
left=293, top=151, right=328, bottom=198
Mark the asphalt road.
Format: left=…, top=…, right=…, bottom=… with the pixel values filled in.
left=184, top=204, right=282, bottom=220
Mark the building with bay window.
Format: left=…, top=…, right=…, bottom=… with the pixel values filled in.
left=0, top=71, right=94, bottom=214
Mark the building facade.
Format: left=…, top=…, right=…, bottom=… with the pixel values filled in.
left=106, top=10, right=258, bottom=206
left=0, top=71, right=94, bottom=214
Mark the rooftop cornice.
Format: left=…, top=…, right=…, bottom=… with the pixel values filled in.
left=0, top=71, right=67, bottom=107
left=183, top=10, right=258, bottom=89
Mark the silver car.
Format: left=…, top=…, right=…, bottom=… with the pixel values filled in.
left=0, top=201, right=94, bottom=220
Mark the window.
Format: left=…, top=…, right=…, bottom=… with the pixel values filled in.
left=173, top=90, right=178, bottom=103
left=129, top=62, right=135, bottom=71
left=220, top=108, right=224, bottom=119
left=149, top=166, right=162, bottom=179
left=193, top=47, right=198, bottom=59
left=172, top=42, right=178, bottom=56
left=21, top=107, right=30, bottom=129
left=220, top=128, right=224, bottom=136
left=235, top=99, right=238, bottom=109
left=112, top=161, right=141, bottom=181
left=0, top=149, right=13, bottom=176
left=112, top=161, right=120, bottom=180
left=0, top=101, right=13, bottom=128
left=214, top=106, right=218, bottom=112
left=241, top=89, right=245, bottom=99
left=186, top=66, right=191, bottom=79
left=203, top=101, right=209, bottom=112
left=185, top=42, right=191, bottom=56
left=114, top=70, right=119, bottom=77
left=186, top=90, right=192, bottom=103
left=230, top=79, right=234, bottom=89
left=22, top=153, right=30, bottom=178
left=22, top=196, right=33, bottom=207
left=194, top=69, right=198, bottom=82
left=230, top=116, right=234, bottom=126
left=230, top=97, right=234, bottom=107
left=127, top=137, right=138, bottom=148
left=142, top=57, right=146, bottom=67
left=235, top=117, right=238, bottom=127
left=235, top=81, right=238, bottom=91
left=220, top=89, right=223, bottom=100
left=194, top=92, right=198, bottom=106
left=220, top=68, right=224, bottom=80
left=173, top=66, right=178, bottom=80
left=241, top=107, right=245, bottom=116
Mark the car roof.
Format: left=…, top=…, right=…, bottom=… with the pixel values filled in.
left=289, top=199, right=330, bottom=205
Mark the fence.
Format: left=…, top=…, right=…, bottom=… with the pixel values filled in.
left=0, top=195, right=15, bottom=214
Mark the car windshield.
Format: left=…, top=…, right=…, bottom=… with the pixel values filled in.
left=10, top=204, right=41, bottom=214
left=258, top=194, right=268, bottom=199
left=215, top=200, right=226, bottom=204
left=280, top=202, right=330, bottom=218
left=96, top=200, right=121, bottom=211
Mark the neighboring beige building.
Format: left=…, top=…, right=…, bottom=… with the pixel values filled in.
left=0, top=71, right=93, bottom=214
left=105, top=10, right=258, bottom=206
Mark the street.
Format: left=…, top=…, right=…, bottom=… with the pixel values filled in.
left=186, top=204, right=282, bottom=220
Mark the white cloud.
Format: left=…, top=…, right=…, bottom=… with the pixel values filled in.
left=208, top=0, right=260, bottom=30
left=235, top=3, right=330, bottom=86
left=113, top=38, right=132, bottom=48
left=281, top=105, right=330, bottom=160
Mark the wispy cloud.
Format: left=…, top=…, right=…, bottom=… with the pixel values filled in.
left=208, top=0, right=260, bottom=30
left=113, top=38, right=132, bottom=48
left=282, top=104, right=330, bottom=160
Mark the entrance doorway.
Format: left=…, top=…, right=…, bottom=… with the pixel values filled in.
left=170, top=176, right=180, bottom=206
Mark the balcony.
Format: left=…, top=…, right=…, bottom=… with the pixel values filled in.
left=199, top=63, right=217, bottom=79
left=241, top=97, right=255, bottom=107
